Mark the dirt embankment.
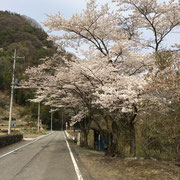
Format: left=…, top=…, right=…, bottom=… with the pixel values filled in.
left=70, top=142, right=180, bottom=180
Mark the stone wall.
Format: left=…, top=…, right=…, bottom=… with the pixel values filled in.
left=0, top=134, right=23, bottom=148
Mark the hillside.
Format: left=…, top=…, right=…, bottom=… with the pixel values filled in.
left=0, top=11, right=56, bottom=90
left=0, top=11, right=58, bottom=131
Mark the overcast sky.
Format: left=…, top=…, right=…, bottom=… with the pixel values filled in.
left=0, top=0, right=111, bottom=25
left=0, top=0, right=176, bottom=23
left=1, top=0, right=179, bottom=54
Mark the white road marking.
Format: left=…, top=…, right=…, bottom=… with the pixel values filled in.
left=23, top=138, right=37, bottom=140
left=0, top=132, right=54, bottom=159
left=64, top=132, right=84, bottom=180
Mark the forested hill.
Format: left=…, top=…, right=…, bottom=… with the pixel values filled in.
left=0, top=11, right=56, bottom=90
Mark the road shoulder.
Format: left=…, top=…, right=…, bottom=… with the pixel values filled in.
left=67, top=139, right=94, bottom=180
left=67, top=141, right=180, bottom=180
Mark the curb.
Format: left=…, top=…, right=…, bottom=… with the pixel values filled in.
left=23, top=132, right=54, bottom=141
left=64, top=130, right=76, bottom=141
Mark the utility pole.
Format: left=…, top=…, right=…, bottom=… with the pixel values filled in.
left=8, top=49, right=24, bottom=134
left=37, top=102, right=41, bottom=133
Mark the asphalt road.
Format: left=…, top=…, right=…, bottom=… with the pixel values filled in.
left=0, top=131, right=82, bottom=180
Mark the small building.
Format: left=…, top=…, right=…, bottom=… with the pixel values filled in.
left=70, top=118, right=111, bottom=152
left=89, top=128, right=111, bottom=151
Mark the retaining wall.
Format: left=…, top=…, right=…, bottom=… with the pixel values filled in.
left=0, top=134, right=23, bottom=148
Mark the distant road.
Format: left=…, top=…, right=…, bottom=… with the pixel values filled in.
left=0, top=131, right=83, bottom=180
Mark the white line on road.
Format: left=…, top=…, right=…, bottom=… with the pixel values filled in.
left=64, top=132, right=84, bottom=180
left=0, top=132, right=54, bottom=159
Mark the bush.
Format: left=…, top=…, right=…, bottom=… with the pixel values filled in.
left=138, top=103, right=180, bottom=161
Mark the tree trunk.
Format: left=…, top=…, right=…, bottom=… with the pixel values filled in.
left=105, top=133, right=119, bottom=156
left=93, top=118, right=119, bottom=156
left=79, top=113, right=92, bottom=147
left=79, top=122, right=89, bottom=147
left=129, top=120, right=136, bottom=157
left=129, top=105, right=138, bottom=158
left=82, top=130, right=89, bottom=147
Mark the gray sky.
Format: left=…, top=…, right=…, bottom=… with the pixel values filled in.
left=0, top=0, right=174, bottom=23
left=0, top=0, right=179, bottom=54
left=0, top=0, right=111, bottom=25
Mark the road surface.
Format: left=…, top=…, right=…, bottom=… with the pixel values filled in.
left=0, top=131, right=83, bottom=180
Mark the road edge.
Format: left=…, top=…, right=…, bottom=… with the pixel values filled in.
left=64, top=132, right=84, bottom=180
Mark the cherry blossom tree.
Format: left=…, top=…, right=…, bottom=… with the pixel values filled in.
left=113, top=0, right=180, bottom=51
left=22, top=48, right=147, bottom=154
left=21, top=52, right=96, bottom=146
left=146, top=51, right=180, bottom=110
left=42, top=0, right=147, bottom=156
left=111, top=0, right=180, bottom=155
left=21, top=0, right=179, bottom=157
left=83, top=55, right=147, bottom=156
left=43, top=0, right=140, bottom=62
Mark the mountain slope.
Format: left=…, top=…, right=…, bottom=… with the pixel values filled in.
left=0, top=11, right=56, bottom=90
